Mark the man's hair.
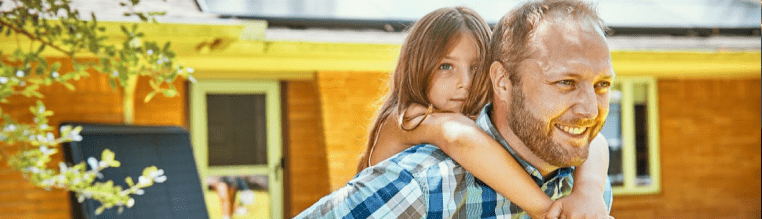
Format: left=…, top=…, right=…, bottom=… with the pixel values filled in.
left=479, top=0, right=607, bottom=92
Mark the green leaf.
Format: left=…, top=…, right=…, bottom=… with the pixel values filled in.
left=36, top=44, right=46, bottom=54
left=95, top=206, right=104, bottom=215
left=63, top=82, right=75, bottom=90
left=51, top=62, right=61, bottom=72
left=148, top=79, right=159, bottom=89
left=137, top=13, right=147, bottom=22
left=161, top=89, right=177, bottom=97
left=101, top=149, right=115, bottom=163
left=125, top=177, right=134, bottom=187
left=143, top=91, right=156, bottom=103
left=142, top=166, right=158, bottom=177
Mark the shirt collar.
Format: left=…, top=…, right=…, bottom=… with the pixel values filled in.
left=475, top=104, right=574, bottom=184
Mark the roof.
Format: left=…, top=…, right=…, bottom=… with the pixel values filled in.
left=7, top=0, right=760, bottom=51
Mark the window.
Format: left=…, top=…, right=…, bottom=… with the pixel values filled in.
left=206, top=94, right=269, bottom=166
left=601, top=76, right=661, bottom=195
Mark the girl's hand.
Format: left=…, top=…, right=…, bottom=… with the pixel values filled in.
left=544, top=190, right=613, bottom=219
left=527, top=209, right=551, bottom=219
left=399, top=103, right=431, bottom=130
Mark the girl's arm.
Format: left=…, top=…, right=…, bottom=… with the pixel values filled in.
left=574, top=133, right=609, bottom=198
left=546, top=133, right=612, bottom=219
left=392, top=105, right=552, bottom=218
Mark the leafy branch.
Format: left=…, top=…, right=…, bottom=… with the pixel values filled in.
left=0, top=0, right=194, bottom=215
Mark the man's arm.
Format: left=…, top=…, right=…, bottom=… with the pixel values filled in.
left=295, top=163, right=427, bottom=219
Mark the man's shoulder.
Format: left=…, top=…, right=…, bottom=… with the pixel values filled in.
left=382, top=144, right=461, bottom=175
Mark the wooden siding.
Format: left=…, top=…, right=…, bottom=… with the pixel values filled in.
left=0, top=57, right=186, bottom=219
left=284, top=80, right=332, bottom=217
left=316, top=71, right=390, bottom=190
left=610, top=79, right=761, bottom=219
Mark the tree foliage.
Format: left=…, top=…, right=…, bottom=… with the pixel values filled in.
left=0, top=0, right=193, bottom=214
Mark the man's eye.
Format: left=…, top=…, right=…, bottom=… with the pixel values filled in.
left=557, top=80, right=575, bottom=86
left=439, top=64, right=453, bottom=70
left=596, top=81, right=611, bottom=88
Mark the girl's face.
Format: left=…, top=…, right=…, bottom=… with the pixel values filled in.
left=427, top=35, right=478, bottom=113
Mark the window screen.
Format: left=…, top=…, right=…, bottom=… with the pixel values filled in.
left=206, top=94, right=268, bottom=166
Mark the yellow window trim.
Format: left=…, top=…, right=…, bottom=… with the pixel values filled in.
left=190, top=79, right=283, bottom=218
left=612, top=76, right=661, bottom=196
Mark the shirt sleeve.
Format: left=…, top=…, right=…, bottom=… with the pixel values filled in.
left=294, top=163, right=427, bottom=219
left=604, top=176, right=613, bottom=212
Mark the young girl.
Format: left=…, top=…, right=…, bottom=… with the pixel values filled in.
left=356, top=7, right=611, bottom=219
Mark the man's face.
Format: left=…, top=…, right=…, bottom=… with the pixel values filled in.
left=507, top=19, right=614, bottom=167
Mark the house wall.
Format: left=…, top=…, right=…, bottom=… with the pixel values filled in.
left=610, top=78, right=761, bottom=219
left=284, top=80, right=332, bottom=217
left=315, top=71, right=390, bottom=190
left=0, top=57, right=187, bottom=219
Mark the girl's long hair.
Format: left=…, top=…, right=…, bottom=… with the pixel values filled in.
left=356, top=7, right=491, bottom=173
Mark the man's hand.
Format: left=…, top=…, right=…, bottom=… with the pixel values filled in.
left=544, top=189, right=613, bottom=219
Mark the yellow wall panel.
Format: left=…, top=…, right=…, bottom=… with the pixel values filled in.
left=316, top=71, right=390, bottom=190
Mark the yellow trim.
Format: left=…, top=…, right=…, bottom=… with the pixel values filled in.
left=620, top=81, right=637, bottom=190
left=208, top=165, right=269, bottom=176
left=190, top=79, right=283, bottom=219
left=3, top=21, right=757, bottom=79
left=611, top=51, right=760, bottom=79
left=192, top=71, right=314, bottom=80
left=611, top=77, right=662, bottom=195
left=612, top=186, right=659, bottom=195
left=647, top=76, right=661, bottom=194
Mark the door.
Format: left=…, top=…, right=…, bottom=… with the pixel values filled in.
left=190, top=80, right=283, bottom=219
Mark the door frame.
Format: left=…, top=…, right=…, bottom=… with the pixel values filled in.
left=190, top=79, right=283, bottom=219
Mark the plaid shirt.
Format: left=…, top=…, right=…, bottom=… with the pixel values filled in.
left=296, top=104, right=612, bottom=219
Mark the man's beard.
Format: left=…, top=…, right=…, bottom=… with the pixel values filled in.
left=507, top=86, right=591, bottom=167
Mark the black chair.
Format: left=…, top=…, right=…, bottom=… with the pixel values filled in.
left=62, top=123, right=209, bottom=219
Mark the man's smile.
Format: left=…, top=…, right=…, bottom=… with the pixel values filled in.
left=554, top=124, right=589, bottom=137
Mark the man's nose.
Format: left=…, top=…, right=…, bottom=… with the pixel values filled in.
left=572, top=86, right=598, bottom=119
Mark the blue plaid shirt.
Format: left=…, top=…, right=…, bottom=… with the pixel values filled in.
left=296, top=104, right=612, bottom=218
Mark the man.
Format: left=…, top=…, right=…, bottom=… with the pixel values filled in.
left=297, top=0, right=614, bottom=218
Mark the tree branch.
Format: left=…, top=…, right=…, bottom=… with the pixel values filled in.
left=0, top=18, right=71, bottom=56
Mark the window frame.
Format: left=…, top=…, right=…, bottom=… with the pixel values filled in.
left=610, top=76, right=661, bottom=195
left=190, top=79, right=283, bottom=218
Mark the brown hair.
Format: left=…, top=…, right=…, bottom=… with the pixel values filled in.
left=357, top=7, right=491, bottom=172
left=471, top=0, right=608, bottom=100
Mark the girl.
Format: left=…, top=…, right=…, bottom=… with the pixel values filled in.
left=356, top=7, right=611, bottom=219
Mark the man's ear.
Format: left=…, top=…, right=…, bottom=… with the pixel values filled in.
left=490, top=61, right=511, bottom=103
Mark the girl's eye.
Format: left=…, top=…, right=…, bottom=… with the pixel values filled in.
left=439, top=63, right=453, bottom=70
